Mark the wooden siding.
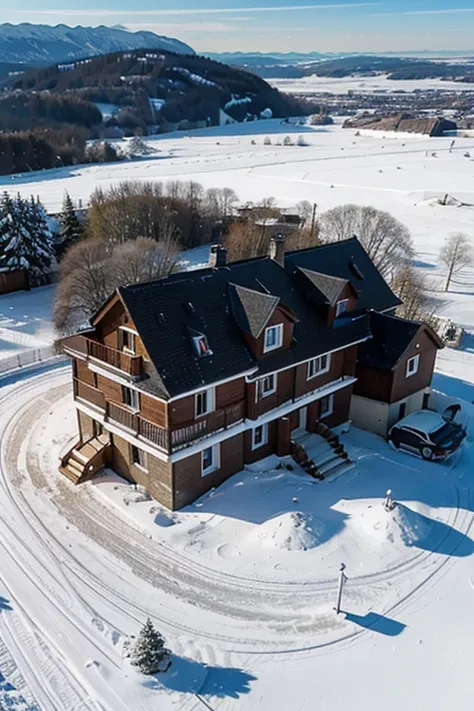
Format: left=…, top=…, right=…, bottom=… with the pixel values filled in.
left=294, top=350, right=344, bottom=400
left=96, top=374, right=123, bottom=404
left=173, top=433, right=244, bottom=509
left=354, top=327, right=439, bottom=405
left=390, top=330, right=438, bottom=403
left=244, top=420, right=278, bottom=464
left=251, top=367, right=294, bottom=419
left=169, top=377, right=246, bottom=427
left=353, top=364, right=393, bottom=403
left=0, top=269, right=28, bottom=295
left=110, top=433, right=173, bottom=509
left=321, top=384, right=353, bottom=428
left=75, top=357, right=97, bottom=387
left=140, top=392, right=168, bottom=428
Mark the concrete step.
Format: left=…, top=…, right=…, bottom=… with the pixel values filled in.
left=60, top=464, right=82, bottom=484
left=323, top=460, right=356, bottom=483
left=318, top=453, right=344, bottom=475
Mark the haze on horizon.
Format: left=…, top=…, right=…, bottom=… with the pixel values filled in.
left=3, top=0, right=474, bottom=54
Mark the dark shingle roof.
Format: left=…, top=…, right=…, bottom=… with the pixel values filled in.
left=229, top=283, right=280, bottom=338
left=358, top=312, right=423, bottom=370
left=117, top=256, right=372, bottom=399
left=286, top=237, right=401, bottom=313
left=298, top=267, right=349, bottom=306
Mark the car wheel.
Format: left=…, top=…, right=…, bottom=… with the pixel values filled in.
left=421, top=446, right=433, bottom=461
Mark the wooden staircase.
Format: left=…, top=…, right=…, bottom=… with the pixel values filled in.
left=59, top=434, right=110, bottom=485
left=291, top=423, right=353, bottom=482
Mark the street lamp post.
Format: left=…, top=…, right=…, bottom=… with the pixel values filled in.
left=335, top=563, right=347, bottom=615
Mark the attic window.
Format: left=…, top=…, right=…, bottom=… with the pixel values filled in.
left=335, top=299, right=349, bottom=317
left=263, top=324, right=283, bottom=353
left=193, top=334, right=213, bottom=357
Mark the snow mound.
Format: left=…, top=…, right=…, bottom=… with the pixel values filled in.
left=355, top=503, right=432, bottom=546
left=247, top=511, right=324, bottom=552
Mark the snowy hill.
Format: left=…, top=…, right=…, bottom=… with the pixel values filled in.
left=0, top=23, right=194, bottom=64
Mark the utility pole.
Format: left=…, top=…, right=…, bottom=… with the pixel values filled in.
left=310, top=202, right=318, bottom=241
left=335, top=562, right=347, bottom=615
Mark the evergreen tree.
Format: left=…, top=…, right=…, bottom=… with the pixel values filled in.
left=57, top=192, right=84, bottom=257
left=130, top=618, right=171, bottom=675
left=0, top=192, right=54, bottom=286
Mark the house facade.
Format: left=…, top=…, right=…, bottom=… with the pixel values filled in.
left=61, top=236, right=442, bottom=509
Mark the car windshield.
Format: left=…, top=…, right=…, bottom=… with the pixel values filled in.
left=430, top=422, right=459, bottom=445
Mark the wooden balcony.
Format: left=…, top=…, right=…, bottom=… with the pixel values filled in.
left=63, top=334, right=143, bottom=377
left=103, top=399, right=244, bottom=454
left=73, top=373, right=245, bottom=454
left=74, top=378, right=106, bottom=411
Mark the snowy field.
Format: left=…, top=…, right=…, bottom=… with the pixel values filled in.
left=271, top=73, right=474, bottom=94
left=2, top=119, right=474, bottom=331
left=1, top=118, right=474, bottom=709
left=0, top=352, right=474, bottom=710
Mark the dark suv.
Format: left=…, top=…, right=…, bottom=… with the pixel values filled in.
left=388, top=410, right=466, bottom=461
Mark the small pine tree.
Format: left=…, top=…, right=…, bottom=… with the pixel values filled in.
left=57, top=192, right=84, bottom=257
left=0, top=193, right=54, bottom=286
left=263, top=136, right=271, bottom=145
left=130, top=618, right=171, bottom=675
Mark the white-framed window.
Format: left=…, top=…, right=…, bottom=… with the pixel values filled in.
left=122, top=385, right=139, bottom=411
left=201, top=444, right=220, bottom=477
left=263, top=324, right=283, bottom=353
left=131, top=444, right=147, bottom=471
left=252, top=423, right=269, bottom=450
left=335, top=299, right=349, bottom=317
left=320, top=393, right=334, bottom=419
left=406, top=354, right=420, bottom=378
left=307, top=353, right=331, bottom=380
left=258, top=373, right=277, bottom=399
left=193, top=334, right=212, bottom=357
left=195, top=388, right=214, bottom=418
left=119, top=328, right=136, bottom=354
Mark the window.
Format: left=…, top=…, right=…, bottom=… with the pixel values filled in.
left=335, top=299, right=349, bottom=318
left=193, top=334, right=212, bottom=357
left=320, top=393, right=334, bottom=419
left=119, top=328, right=135, bottom=354
left=122, top=385, right=139, bottom=411
left=258, top=373, right=277, bottom=399
left=263, top=324, right=283, bottom=353
left=307, top=353, right=331, bottom=380
left=195, top=388, right=214, bottom=418
left=201, top=444, right=220, bottom=477
left=131, top=445, right=147, bottom=471
left=406, top=354, right=420, bottom=378
left=252, top=423, right=269, bottom=450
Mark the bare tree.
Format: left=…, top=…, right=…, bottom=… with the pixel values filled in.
left=318, top=204, right=414, bottom=277
left=439, top=232, right=473, bottom=292
left=112, top=236, right=180, bottom=286
left=54, top=235, right=179, bottom=335
left=205, top=187, right=238, bottom=220
left=390, top=264, right=438, bottom=326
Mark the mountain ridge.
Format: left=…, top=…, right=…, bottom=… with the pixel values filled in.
left=0, top=23, right=194, bottom=64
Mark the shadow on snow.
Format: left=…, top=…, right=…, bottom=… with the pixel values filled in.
left=343, top=611, right=406, bottom=637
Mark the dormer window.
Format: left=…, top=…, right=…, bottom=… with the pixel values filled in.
left=193, top=334, right=212, bottom=357
left=335, top=299, right=349, bottom=318
left=264, top=324, right=283, bottom=353
left=119, top=327, right=136, bottom=354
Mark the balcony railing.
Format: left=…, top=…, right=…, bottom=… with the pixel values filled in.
left=63, top=334, right=142, bottom=377
left=74, top=378, right=106, bottom=410
left=74, top=382, right=244, bottom=454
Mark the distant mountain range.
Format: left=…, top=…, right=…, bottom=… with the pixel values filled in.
left=0, top=23, right=194, bottom=64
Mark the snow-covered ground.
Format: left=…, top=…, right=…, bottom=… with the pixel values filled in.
left=271, top=73, right=474, bottom=94
left=2, top=120, right=474, bottom=327
left=0, top=285, right=55, bottom=362
left=1, top=118, right=474, bottom=709
left=0, top=347, right=473, bottom=710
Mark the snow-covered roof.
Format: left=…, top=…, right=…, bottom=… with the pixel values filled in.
left=398, top=410, right=445, bottom=433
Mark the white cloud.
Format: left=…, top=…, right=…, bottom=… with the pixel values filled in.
left=126, top=22, right=245, bottom=33
left=10, top=4, right=381, bottom=18
left=372, top=7, right=474, bottom=17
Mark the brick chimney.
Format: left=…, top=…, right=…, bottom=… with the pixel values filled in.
left=208, top=244, right=227, bottom=268
left=269, top=233, right=285, bottom=267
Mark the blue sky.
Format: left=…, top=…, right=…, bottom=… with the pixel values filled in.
left=4, top=1, right=474, bottom=53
